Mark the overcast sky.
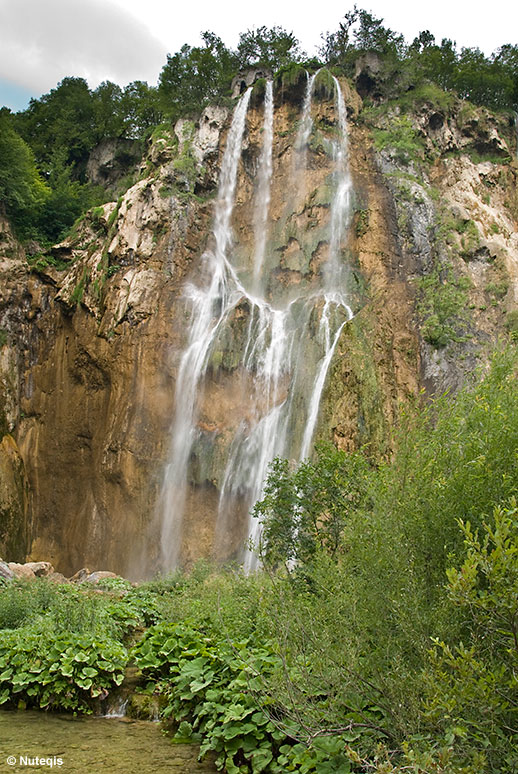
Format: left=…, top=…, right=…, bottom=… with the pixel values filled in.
left=1, top=0, right=517, bottom=111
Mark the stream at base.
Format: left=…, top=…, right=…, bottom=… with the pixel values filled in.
left=0, top=711, right=216, bottom=773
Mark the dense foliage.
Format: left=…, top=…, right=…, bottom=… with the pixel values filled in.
left=2, top=8, right=517, bottom=245
left=1, top=349, right=517, bottom=771
left=319, top=6, right=518, bottom=112
left=252, top=347, right=518, bottom=771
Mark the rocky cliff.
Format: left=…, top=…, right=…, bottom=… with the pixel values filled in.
left=1, top=71, right=516, bottom=577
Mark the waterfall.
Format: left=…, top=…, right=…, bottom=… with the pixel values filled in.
left=157, top=88, right=252, bottom=570
left=300, top=77, right=353, bottom=459
left=157, top=75, right=354, bottom=573
left=297, top=71, right=317, bottom=153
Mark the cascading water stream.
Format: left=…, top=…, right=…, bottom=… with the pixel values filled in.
left=157, top=88, right=252, bottom=569
left=297, top=72, right=318, bottom=153
left=299, top=76, right=354, bottom=460
left=157, top=75, right=355, bottom=573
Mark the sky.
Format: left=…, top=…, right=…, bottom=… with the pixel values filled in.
left=1, top=0, right=517, bottom=112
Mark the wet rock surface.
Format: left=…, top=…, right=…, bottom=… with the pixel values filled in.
left=0, top=85, right=516, bottom=576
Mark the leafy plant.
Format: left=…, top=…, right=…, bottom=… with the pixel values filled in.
left=372, top=116, right=425, bottom=165
left=0, top=626, right=127, bottom=713
left=254, top=443, right=372, bottom=568
left=423, top=501, right=518, bottom=770
left=416, top=267, right=471, bottom=347
left=133, top=621, right=290, bottom=773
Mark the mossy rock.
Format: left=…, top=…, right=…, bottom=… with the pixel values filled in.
left=126, top=691, right=167, bottom=720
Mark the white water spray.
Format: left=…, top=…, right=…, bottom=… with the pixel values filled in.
left=157, top=75, right=355, bottom=572
left=157, top=89, right=252, bottom=570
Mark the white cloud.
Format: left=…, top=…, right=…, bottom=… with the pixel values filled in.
left=113, top=0, right=518, bottom=59
left=0, top=0, right=167, bottom=93
left=1, top=0, right=517, bottom=103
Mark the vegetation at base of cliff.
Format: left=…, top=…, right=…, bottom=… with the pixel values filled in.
left=1, top=348, right=518, bottom=771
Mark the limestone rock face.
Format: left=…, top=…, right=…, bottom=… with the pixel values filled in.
left=0, top=435, right=30, bottom=561
left=86, top=139, right=141, bottom=192
left=1, top=81, right=516, bottom=577
left=0, top=219, right=32, bottom=562
left=176, top=106, right=229, bottom=166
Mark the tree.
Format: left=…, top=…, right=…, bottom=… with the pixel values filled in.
left=120, top=81, right=163, bottom=139
left=254, top=444, right=372, bottom=569
left=92, top=80, right=126, bottom=141
left=0, top=114, right=49, bottom=237
left=353, top=8, right=405, bottom=57
left=35, top=149, right=98, bottom=243
left=319, top=8, right=358, bottom=66
left=158, top=32, right=237, bottom=120
left=424, top=502, right=518, bottom=770
left=412, top=37, right=458, bottom=91
left=16, top=77, right=96, bottom=180
left=492, top=44, right=518, bottom=109
left=236, top=26, right=304, bottom=72
left=409, top=29, right=436, bottom=53
left=319, top=6, right=405, bottom=76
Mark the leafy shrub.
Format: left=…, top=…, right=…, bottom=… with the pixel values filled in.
left=253, top=348, right=518, bottom=767
left=0, top=627, right=127, bottom=713
left=254, top=443, right=372, bottom=568
left=395, top=82, right=456, bottom=113
left=505, top=309, right=518, bottom=340
left=423, top=502, right=518, bottom=770
left=372, top=116, right=425, bottom=165
left=0, top=115, right=49, bottom=238
left=134, top=619, right=360, bottom=773
left=417, top=267, right=471, bottom=347
left=134, top=621, right=289, bottom=773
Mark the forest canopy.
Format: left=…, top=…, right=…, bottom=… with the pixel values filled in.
left=1, top=6, right=517, bottom=242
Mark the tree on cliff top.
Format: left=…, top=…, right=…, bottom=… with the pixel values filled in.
left=236, top=26, right=305, bottom=71
left=158, top=32, right=237, bottom=120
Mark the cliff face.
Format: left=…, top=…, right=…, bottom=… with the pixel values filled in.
left=0, top=74, right=516, bottom=577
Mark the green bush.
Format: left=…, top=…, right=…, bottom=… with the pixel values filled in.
left=133, top=621, right=288, bottom=773
left=254, top=444, right=372, bottom=568
left=423, top=501, right=518, bottom=770
left=417, top=267, right=471, bottom=347
left=133, top=620, right=356, bottom=773
left=0, top=627, right=127, bottom=713
left=0, top=115, right=49, bottom=238
left=372, top=116, right=425, bottom=165
left=253, top=348, right=518, bottom=766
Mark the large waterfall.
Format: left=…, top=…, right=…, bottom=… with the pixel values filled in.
left=156, top=74, right=354, bottom=572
